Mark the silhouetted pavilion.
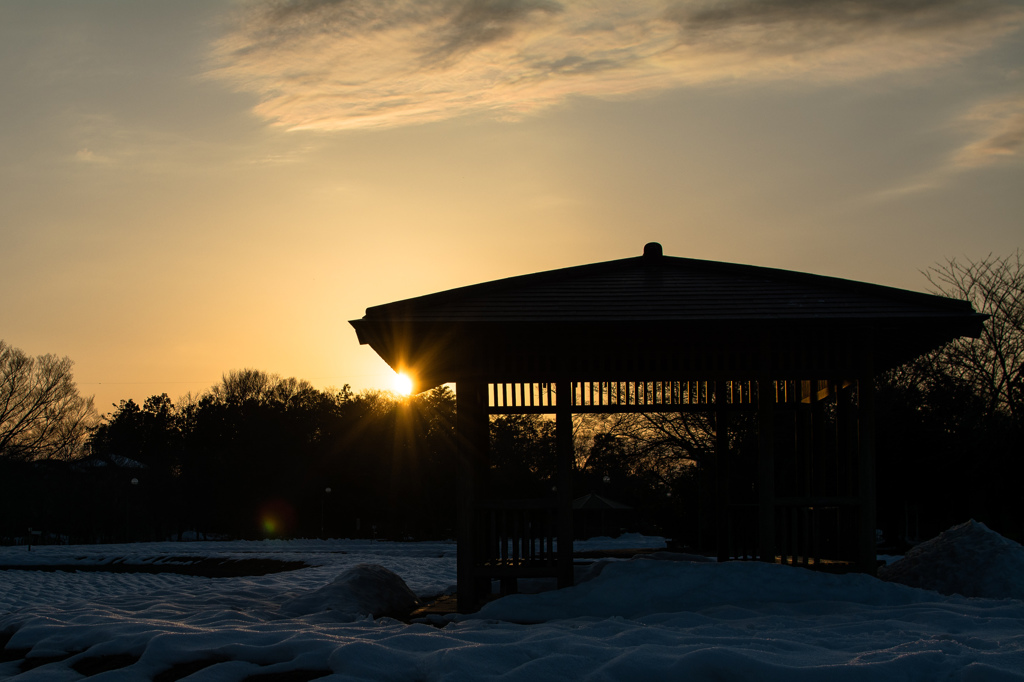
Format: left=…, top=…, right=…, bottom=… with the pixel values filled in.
left=350, top=243, right=985, bottom=610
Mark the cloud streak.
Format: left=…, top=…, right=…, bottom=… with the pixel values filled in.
left=209, top=0, right=1023, bottom=130
left=866, top=93, right=1024, bottom=200
left=952, top=95, right=1024, bottom=168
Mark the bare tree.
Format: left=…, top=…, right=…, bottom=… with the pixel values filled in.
left=209, top=369, right=315, bottom=406
left=924, top=251, right=1023, bottom=421
left=212, top=368, right=275, bottom=404
left=577, top=411, right=709, bottom=487
left=0, top=340, right=99, bottom=461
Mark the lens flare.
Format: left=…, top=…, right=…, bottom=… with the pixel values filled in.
left=258, top=499, right=297, bottom=538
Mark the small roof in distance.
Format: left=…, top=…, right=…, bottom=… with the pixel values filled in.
left=573, top=493, right=632, bottom=510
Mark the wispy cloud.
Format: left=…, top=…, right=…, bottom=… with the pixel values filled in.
left=952, top=95, right=1024, bottom=168
left=209, top=0, right=1023, bottom=130
left=75, top=148, right=110, bottom=164
left=866, top=93, right=1024, bottom=200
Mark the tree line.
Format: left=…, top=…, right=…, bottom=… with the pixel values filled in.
left=2, top=251, right=1020, bottom=546
left=1, top=369, right=462, bottom=544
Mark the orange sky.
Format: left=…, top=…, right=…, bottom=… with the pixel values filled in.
left=1, top=0, right=1021, bottom=415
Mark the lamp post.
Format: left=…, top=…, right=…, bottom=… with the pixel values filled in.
left=600, top=475, right=611, bottom=537
left=321, top=487, right=331, bottom=539
left=126, top=477, right=139, bottom=543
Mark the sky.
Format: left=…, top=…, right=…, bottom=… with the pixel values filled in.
left=1, top=0, right=1022, bottom=416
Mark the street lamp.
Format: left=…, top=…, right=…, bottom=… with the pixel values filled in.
left=126, top=477, right=139, bottom=543
left=321, top=487, right=332, bottom=539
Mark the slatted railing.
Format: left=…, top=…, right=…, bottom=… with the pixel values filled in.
left=487, top=379, right=810, bottom=414
left=473, top=499, right=560, bottom=578
left=775, top=500, right=860, bottom=569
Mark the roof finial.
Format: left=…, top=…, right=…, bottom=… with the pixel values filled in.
left=643, top=242, right=663, bottom=258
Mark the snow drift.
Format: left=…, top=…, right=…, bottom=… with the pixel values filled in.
left=879, top=519, right=1024, bottom=600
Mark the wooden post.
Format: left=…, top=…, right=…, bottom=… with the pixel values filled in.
left=857, top=355, right=878, bottom=575
left=794, top=381, right=815, bottom=565
left=834, top=379, right=855, bottom=562
left=757, top=369, right=776, bottom=563
left=456, top=379, right=490, bottom=611
left=714, top=379, right=730, bottom=563
left=556, top=379, right=575, bottom=589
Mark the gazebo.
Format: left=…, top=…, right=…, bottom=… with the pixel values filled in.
left=350, top=243, right=985, bottom=610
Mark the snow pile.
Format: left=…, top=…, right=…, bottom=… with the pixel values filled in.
left=879, top=520, right=1024, bottom=600
left=280, top=563, right=419, bottom=620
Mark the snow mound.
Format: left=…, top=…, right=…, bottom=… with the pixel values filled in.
left=879, top=520, right=1024, bottom=600
left=279, top=563, right=419, bottom=620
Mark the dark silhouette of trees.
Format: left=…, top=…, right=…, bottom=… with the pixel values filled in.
left=0, top=364, right=461, bottom=545
left=570, top=409, right=760, bottom=547
left=0, top=340, right=98, bottom=462
left=486, top=410, right=718, bottom=542
left=0, top=341, right=101, bottom=544
left=876, top=252, right=1024, bottom=545
left=344, top=386, right=458, bottom=539
left=93, top=372, right=334, bottom=540
left=74, top=373, right=459, bottom=543
left=489, top=414, right=557, bottom=498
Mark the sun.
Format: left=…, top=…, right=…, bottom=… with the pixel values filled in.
left=392, top=372, right=414, bottom=396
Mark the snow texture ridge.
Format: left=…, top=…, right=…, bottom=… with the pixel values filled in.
left=1, top=531, right=1022, bottom=681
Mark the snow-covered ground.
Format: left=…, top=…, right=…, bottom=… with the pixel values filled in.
left=1, top=531, right=1022, bottom=681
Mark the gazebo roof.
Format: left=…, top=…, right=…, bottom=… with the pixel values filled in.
left=351, top=244, right=985, bottom=389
